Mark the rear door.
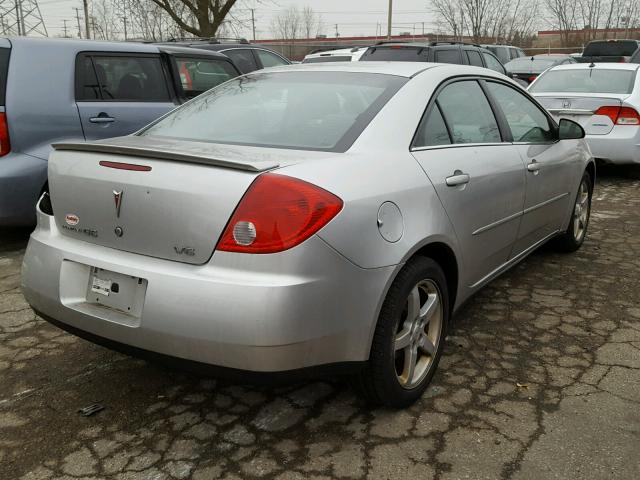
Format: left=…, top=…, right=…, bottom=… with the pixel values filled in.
left=434, top=48, right=463, bottom=64
left=411, top=79, right=525, bottom=287
left=75, top=53, right=176, bottom=140
left=484, top=80, right=577, bottom=254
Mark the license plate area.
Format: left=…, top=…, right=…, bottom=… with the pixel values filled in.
left=87, top=267, right=147, bottom=318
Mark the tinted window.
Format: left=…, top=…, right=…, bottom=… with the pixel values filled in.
left=224, top=49, right=258, bottom=73
left=256, top=49, right=288, bottom=67
left=303, top=56, right=352, bottom=63
left=414, top=103, right=451, bottom=147
left=583, top=41, right=639, bottom=57
left=91, top=55, right=170, bottom=101
left=482, top=53, right=505, bottom=74
left=466, top=50, right=483, bottom=67
left=360, top=46, right=429, bottom=62
left=509, top=48, right=519, bottom=60
left=486, top=82, right=554, bottom=142
left=174, top=57, right=237, bottom=98
left=437, top=81, right=501, bottom=144
left=141, top=72, right=406, bottom=152
left=529, top=69, right=636, bottom=94
left=435, top=49, right=461, bottom=64
left=0, top=48, right=10, bottom=105
left=76, top=55, right=100, bottom=101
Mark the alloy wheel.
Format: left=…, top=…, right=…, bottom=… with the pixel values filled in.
left=573, top=179, right=590, bottom=242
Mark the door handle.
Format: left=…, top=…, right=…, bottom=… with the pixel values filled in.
left=445, top=170, right=470, bottom=187
left=89, top=113, right=115, bottom=124
left=527, top=160, right=540, bottom=172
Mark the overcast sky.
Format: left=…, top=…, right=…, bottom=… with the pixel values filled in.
left=40, top=0, right=439, bottom=40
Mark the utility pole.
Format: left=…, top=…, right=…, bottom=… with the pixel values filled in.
left=74, top=7, right=82, bottom=37
left=121, top=15, right=127, bottom=40
left=14, top=0, right=21, bottom=35
left=250, top=8, right=255, bottom=41
left=62, top=19, right=69, bottom=37
left=334, top=23, right=339, bottom=38
left=386, top=0, right=392, bottom=40
left=82, top=0, right=90, bottom=39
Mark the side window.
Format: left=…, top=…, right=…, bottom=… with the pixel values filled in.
left=76, top=55, right=100, bottom=100
left=91, top=55, right=170, bottom=101
left=414, top=103, right=451, bottom=147
left=437, top=80, right=501, bottom=144
left=482, top=53, right=506, bottom=74
left=435, top=49, right=462, bottom=64
left=466, top=50, right=483, bottom=67
left=486, top=81, right=554, bottom=143
left=173, top=57, right=238, bottom=98
left=224, top=49, right=259, bottom=74
left=509, top=48, right=519, bottom=60
left=255, top=49, right=288, bottom=68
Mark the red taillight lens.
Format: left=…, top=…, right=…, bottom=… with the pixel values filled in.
left=217, top=173, right=343, bottom=254
left=594, top=106, right=640, bottom=125
left=0, top=113, right=10, bottom=156
left=528, top=75, right=537, bottom=83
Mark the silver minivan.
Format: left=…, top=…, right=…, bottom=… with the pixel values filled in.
left=0, top=37, right=239, bottom=226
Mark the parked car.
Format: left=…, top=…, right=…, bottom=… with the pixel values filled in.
left=529, top=62, right=640, bottom=164
left=0, top=37, right=239, bottom=226
left=577, top=39, right=640, bottom=63
left=505, top=54, right=576, bottom=84
left=22, top=62, right=594, bottom=408
left=159, top=38, right=290, bottom=74
left=481, top=44, right=526, bottom=64
left=631, top=48, right=640, bottom=64
left=302, top=47, right=368, bottom=63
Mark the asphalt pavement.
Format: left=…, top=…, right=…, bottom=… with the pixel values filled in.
left=1, top=166, right=639, bottom=480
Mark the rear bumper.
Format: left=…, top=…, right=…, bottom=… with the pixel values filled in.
left=586, top=127, right=640, bottom=164
left=0, top=152, right=47, bottom=226
left=21, top=208, right=394, bottom=373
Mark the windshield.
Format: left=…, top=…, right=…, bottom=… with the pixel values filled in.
left=141, top=71, right=406, bottom=152
left=506, top=58, right=557, bottom=70
left=583, top=41, right=639, bottom=57
left=529, top=68, right=636, bottom=94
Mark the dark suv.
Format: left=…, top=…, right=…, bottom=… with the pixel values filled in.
left=578, top=39, right=640, bottom=63
left=360, top=41, right=508, bottom=75
left=159, top=38, right=291, bottom=74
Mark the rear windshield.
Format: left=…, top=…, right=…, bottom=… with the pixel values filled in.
left=140, top=71, right=406, bottom=152
left=506, top=57, right=557, bottom=70
left=583, top=41, right=639, bottom=57
left=360, top=46, right=429, bottom=62
left=529, top=68, right=636, bottom=94
left=0, top=48, right=9, bottom=105
left=303, top=56, right=352, bottom=63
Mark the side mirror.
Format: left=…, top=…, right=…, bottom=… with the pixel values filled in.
left=558, top=118, right=585, bottom=140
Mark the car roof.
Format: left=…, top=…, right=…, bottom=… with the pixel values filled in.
left=156, top=44, right=231, bottom=59
left=305, top=47, right=362, bottom=57
left=548, top=62, right=640, bottom=71
left=4, top=36, right=161, bottom=53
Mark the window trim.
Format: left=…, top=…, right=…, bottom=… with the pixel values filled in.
left=410, top=76, right=509, bottom=151
left=75, top=51, right=173, bottom=103
left=482, top=78, right=560, bottom=145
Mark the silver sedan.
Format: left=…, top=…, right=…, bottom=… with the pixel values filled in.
left=22, top=63, right=594, bottom=407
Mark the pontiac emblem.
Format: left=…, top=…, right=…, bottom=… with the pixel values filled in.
left=113, top=190, right=123, bottom=218
left=562, top=99, right=571, bottom=109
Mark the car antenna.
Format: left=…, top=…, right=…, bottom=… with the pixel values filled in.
left=589, top=61, right=595, bottom=68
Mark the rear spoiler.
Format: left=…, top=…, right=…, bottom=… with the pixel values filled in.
left=52, top=140, right=279, bottom=173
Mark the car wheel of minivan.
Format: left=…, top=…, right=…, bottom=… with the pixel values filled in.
left=357, top=256, right=449, bottom=408
left=555, top=171, right=592, bottom=252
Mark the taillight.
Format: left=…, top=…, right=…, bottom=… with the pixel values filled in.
left=528, top=75, right=537, bottom=83
left=594, top=106, right=640, bottom=125
left=0, top=113, right=10, bottom=156
left=217, top=173, right=343, bottom=254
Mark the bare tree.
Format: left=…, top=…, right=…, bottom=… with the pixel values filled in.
left=430, top=0, right=465, bottom=40
left=544, top=0, right=577, bottom=46
left=148, top=0, right=241, bottom=37
left=300, top=6, right=323, bottom=39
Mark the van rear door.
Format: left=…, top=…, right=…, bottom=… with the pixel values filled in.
left=75, top=52, right=176, bottom=140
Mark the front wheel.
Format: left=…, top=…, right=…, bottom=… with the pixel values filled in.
left=555, top=171, right=592, bottom=252
left=357, top=257, right=449, bottom=408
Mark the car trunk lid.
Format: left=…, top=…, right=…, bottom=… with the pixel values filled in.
left=534, top=94, right=629, bottom=135
left=48, top=136, right=308, bottom=265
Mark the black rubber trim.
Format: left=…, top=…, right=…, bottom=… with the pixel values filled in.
left=35, top=310, right=365, bottom=385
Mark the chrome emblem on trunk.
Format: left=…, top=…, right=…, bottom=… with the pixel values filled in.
left=113, top=190, right=123, bottom=218
left=562, top=99, right=571, bottom=109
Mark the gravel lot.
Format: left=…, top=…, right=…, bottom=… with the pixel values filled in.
left=1, top=167, right=639, bottom=480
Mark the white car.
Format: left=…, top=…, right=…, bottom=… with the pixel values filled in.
left=302, top=47, right=367, bottom=63
left=529, top=63, right=640, bottom=164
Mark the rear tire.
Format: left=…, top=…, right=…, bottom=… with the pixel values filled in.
left=357, top=256, right=449, bottom=408
left=555, top=171, right=592, bottom=253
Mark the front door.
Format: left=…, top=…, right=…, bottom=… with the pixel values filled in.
left=411, top=79, right=526, bottom=287
left=75, top=53, right=176, bottom=140
left=483, top=81, right=578, bottom=255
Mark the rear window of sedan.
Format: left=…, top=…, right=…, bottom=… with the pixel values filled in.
left=506, top=57, right=557, bottom=71
left=529, top=68, right=636, bottom=94
left=140, top=71, right=406, bottom=152
left=303, top=56, right=352, bottom=63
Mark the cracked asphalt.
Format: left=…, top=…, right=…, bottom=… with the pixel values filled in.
left=1, top=166, right=640, bottom=480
